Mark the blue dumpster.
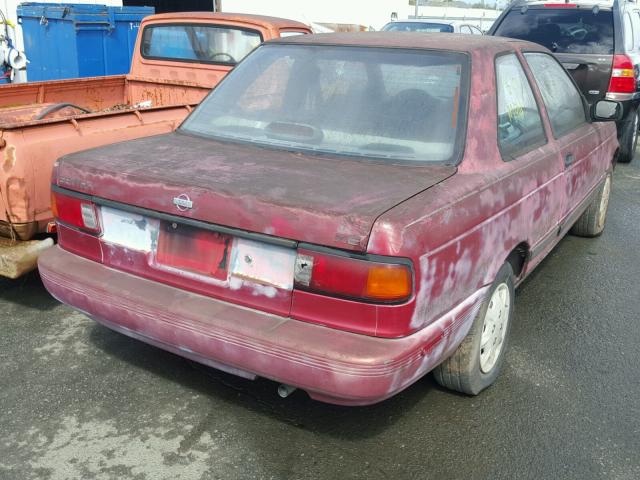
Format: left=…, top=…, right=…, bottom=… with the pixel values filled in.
left=17, top=3, right=154, bottom=81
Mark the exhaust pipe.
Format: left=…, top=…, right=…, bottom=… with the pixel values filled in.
left=277, top=384, right=297, bottom=398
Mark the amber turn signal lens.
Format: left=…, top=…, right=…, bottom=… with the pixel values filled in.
left=366, top=264, right=412, bottom=301
left=294, top=248, right=413, bottom=303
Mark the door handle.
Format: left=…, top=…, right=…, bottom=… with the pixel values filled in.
left=564, top=153, right=575, bottom=167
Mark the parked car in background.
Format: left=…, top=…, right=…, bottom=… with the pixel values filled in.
left=382, top=19, right=483, bottom=34
left=39, top=33, right=619, bottom=406
left=0, top=12, right=311, bottom=279
left=490, top=0, right=639, bottom=163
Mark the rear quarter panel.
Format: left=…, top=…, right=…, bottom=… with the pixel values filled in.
left=368, top=43, right=618, bottom=333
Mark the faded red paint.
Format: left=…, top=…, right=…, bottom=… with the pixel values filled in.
left=39, top=33, right=618, bottom=404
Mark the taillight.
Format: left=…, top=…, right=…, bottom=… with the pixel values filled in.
left=609, top=54, right=636, bottom=94
left=51, top=190, right=101, bottom=234
left=294, top=248, right=412, bottom=303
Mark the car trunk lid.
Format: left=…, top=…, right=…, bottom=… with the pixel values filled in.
left=56, top=131, right=457, bottom=252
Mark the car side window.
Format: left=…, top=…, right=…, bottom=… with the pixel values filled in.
left=625, top=13, right=634, bottom=51
left=632, top=11, right=640, bottom=49
left=495, top=54, right=546, bottom=159
left=460, top=25, right=472, bottom=34
left=524, top=52, right=587, bottom=137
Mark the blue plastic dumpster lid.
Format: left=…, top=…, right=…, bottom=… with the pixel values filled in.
left=17, top=3, right=154, bottom=23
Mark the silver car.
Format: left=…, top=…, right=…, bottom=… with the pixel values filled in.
left=382, top=19, right=483, bottom=34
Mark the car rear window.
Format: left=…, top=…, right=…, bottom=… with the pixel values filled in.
left=493, top=7, right=614, bottom=54
left=181, top=44, right=469, bottom=164
left=382, top=22, right=454, bottom=33
left=141, top=24, right=262, bottom=65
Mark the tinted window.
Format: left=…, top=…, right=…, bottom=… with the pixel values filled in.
left=494, top=8, right=614, bottom=54
left=496, top=54, right=546, bottom=158
left=525, top=53, right=586, bottom=137
left=382, top=22, right=454, bottom=33
left=624, top=13, right=634, bottom=51
left=182, top=45, right=469, bottom=164
left=141, top=24, right=262, bottom=64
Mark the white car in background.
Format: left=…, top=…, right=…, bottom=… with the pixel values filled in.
left=382, top=19, right=483, bottom=34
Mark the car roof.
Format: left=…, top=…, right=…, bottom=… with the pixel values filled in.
left=388, top=19, right=456, bottom=25
left=508, top=0, right=614, bottom=9
left=272, top=31, right=538, bottom=53
left=142, top=12, right=310, bottom=30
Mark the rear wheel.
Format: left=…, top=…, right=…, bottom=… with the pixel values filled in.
left=433, top=263, right=514, bottom=395
left=617, top=108, right=638, bottom=164
left=570, top=172, right=612, bottom=237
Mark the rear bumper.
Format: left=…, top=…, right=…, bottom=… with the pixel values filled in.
left=0, top=236, right=54, bottom=278
left=39, top=246, right=486, bottom=406
left=607, top=93, right=640, bottom=129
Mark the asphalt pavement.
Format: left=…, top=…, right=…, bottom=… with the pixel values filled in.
left=1, top=160, right=639, bottom=480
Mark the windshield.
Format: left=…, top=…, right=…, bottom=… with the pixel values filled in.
left=181, top=44, right=468, bottom=164
left=493, top=8, right=614, bottom=54
left=141, top=24, right=262, bottom=64
left=383, top=22, right=454, bottom=33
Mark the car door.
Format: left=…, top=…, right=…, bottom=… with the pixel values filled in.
left=495, top=53, right=566, bottom=250
left=523, top=52, right=608, bottom=231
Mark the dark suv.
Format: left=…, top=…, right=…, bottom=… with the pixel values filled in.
left=489, top=0, right=639, bottom=163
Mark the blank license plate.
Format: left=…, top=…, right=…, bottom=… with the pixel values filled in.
left=155, top=222, right=231, bottom=280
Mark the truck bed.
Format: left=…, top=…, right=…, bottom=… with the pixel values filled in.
left=0, top=74, right=209, bottom=127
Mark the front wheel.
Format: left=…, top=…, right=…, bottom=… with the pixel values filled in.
left=617, top=108, right=638, bottom=164
left=433, top=263, right=515, bottom=395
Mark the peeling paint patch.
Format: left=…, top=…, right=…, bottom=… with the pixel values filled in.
left=229, top=238, right=296, bottom=290
left=3, top=144, right=16, bottom=171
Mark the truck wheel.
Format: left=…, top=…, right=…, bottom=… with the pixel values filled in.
left=433, top=263, right=514, bottom=395
left=570, top=172, right=612, bottom=238
left=617, top=109, right=638, bottom=164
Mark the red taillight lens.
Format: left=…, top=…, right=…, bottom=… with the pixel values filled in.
left=51, top=190, right=101, bottom=233
left=294, top=249, right=412, bottom=303
left=609, top=54, right=636, bottom=94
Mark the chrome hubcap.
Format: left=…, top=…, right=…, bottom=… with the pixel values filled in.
left=480, top=283, right=510, bottom=373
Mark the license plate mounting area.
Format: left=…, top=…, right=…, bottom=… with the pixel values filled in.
left=155, top=222, right=231, bottom=280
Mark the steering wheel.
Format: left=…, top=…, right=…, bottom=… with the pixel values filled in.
left=210, top=52, right=237, bottom=63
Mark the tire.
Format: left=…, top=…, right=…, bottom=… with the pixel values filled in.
left=617, top=108, right=638, bottom=164
left=570, top=172, right=612, bottom=238
left=433, top=263, right=515, bottom=395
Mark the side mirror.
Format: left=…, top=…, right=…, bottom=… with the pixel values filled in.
left=591, top=99, right=623, bottom=122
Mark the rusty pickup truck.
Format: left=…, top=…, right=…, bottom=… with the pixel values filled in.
left=39, top=34, right=619, bottom=405
left=0, top=12, right=310, bottom=278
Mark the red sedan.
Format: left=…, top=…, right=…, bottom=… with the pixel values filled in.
left=39, top=33, right=620, bottom=405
